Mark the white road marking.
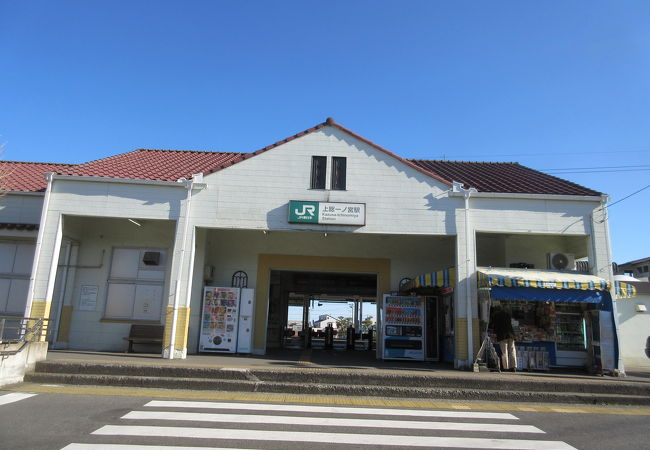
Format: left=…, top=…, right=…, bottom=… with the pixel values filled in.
left=61, top=444, right=250, bottom=450
left=93, top=425, right=578, bottom=449
left=0, top=392, right=36, bottom=406
left=123, top=410, right=543, bottom=433
left=145, top=400, right=519, bottom=420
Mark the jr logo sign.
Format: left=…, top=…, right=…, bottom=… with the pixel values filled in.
left=288, top=201, right=319, bottom=223
left=294, top=204, right=316, bottom=217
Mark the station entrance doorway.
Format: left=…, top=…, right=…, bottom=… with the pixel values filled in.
left=266, top=270, right=377, bottom=352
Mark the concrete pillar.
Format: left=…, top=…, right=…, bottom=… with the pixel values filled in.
left=162, top=211, right=195, bottom=359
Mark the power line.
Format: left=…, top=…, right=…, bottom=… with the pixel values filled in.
left=544, top=168, right=650, bottom=174
left=434, top=148, right=650, bottom=159
left=606, top=184, right=650, bottom=209
left=541, top=164, right=650, bottom=171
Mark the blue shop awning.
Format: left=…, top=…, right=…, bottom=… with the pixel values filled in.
left=490, top=286, right=605, bottom=303
left=478, top=267, right=611, bottom=304
left=477, top=267, right=610, bottom=291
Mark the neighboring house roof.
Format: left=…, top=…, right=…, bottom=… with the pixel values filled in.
left=0, top=119, right=603, bottom=196
left=408, top=160, right=601, bottom=196
left=58, top=149, right=247, bottom=181
left=619, top=257, right=650, bottom=267
left=0, top=161, right=76, bottom=192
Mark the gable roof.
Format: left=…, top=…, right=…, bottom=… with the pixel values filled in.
left=408, top=160, right=601, bottom=196
left=0, top=118, right=602, bottom=197
left=0, top=161, right=76, bottom=192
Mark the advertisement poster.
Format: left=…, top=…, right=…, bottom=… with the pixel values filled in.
left=199, top=287, right=240, bottom=353
left=384, top=296, right=423, bottom=325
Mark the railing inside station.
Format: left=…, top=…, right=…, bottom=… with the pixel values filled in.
left=284, top=324, right=374, bottom=351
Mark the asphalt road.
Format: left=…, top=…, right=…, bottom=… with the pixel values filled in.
left=1, top=386, right=649, bottom=450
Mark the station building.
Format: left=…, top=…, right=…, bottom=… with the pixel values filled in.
left=0, top=118, right=629, bottom=370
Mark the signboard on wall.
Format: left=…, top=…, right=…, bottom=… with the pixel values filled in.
left=79, top=285, right=98, bottom=311
left=288, top=201, right=365, bottom=226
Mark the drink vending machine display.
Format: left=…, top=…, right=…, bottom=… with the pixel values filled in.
left=199, top=286, right=255, bottom=353
left=382, top=295, right=425, bottom=360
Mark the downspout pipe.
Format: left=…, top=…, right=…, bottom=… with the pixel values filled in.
left=167, top=177, right=195, bottom=359
left=453, top=181, right=478, bottom=368
left=24, top=172, right=55, bottom=319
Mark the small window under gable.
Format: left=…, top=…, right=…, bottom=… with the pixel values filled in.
left=331, top=156, right=346, bottom=190
left=310, top=156, right=326, bottom=189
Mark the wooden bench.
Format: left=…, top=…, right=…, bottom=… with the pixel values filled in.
left=123, top=324, right=164, bottom=353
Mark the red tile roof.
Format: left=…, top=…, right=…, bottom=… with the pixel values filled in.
left=58, top=149, right=248, bottom=181
left=0, top=119, right=602, bottom=197
left=408, top=160, right=601, bottom=196
left=0, top=161, right=76, bottom=192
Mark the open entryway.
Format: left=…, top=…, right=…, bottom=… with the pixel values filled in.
left=266, top=270, right=377, bottom=352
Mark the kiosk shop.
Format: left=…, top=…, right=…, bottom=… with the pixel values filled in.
left=478, top=267, right=620, bottom=372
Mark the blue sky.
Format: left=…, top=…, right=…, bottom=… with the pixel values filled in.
left=1, top=1, right=649, bottom=264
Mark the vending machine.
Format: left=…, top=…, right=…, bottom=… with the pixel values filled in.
left=199, top=286, right=241, bottom=353
left=236, top=288, right=254, bottom=353
left=381, top=295, right=425, bottom=361
left=199, top=286, right=255, bottom=353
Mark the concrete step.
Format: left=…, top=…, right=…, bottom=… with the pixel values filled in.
left=25, top=360, right=650, bottom=405
left=23, top=371, right=650, bottom=406
left=30, top=360, right=650, bottom=396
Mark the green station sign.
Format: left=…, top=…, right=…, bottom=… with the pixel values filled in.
left=288, top=200, right=365, bottom=226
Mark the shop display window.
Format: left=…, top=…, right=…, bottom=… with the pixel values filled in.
left=555, top=303, right=587, bottom=351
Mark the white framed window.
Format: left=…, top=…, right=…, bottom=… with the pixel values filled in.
left=0, top=240, right=35, bottom=315
left=310, top=156, right=327, bottom=189
left=104, top=247, right=167, bottom=321
left=331, top=156, right=347, bottom=190
left=310, top=156, right=347, bottom=190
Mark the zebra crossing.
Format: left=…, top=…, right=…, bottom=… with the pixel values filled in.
left=61, top=399, right=577, bottom=449
left=0, top=392, right=37, bottom=406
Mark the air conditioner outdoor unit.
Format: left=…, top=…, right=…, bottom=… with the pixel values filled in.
left=142, top=251, right=161, bottom=266
left=548, top=253, right=575, bottom=271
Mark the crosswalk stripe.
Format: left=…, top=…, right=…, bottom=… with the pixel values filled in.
left=0, top=392, right=36, bottom=406
left=61, top=444, right=250, bottom=450
left=124, top=410, right=543, bottom=433
left=145, top=400, right=518, bottom=420
left=93, top=425, right=577, bottom=449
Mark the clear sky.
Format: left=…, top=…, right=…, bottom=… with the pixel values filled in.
left=1, top=1, right=649, bottom=264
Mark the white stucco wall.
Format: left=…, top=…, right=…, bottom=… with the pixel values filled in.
left=616, top=292, right=650, bottom=369
left=54, top=216, right=176, bottom=351
left=476, top=233, right=590, bottom=269
left=194, top=127, right=456, bottom=235
left=29, top=180, right=186, bottom=308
